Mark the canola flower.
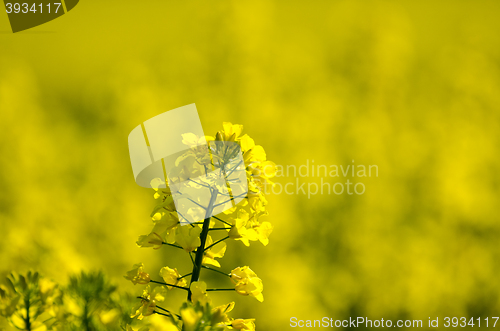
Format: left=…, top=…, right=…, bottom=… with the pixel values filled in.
left=126, top=123, right=274, bottom=330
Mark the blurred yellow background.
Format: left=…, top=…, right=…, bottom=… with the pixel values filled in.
left=1, top=0, right=500, bottom=329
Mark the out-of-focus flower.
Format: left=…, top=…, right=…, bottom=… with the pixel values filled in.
left=124, top=263, right=151, bottom=285
left=159, top=266, right=187, bottom=289
left=131, top=285, right=167, bottom=320
left=99, top=308, right=120, bottom=326
left=211, top=301, right=235, bottom=325
left=126, top=324, right=150, bottom=331
left=180, top=305, right=203, bottom=331
left=0, top=285, right=20, bottom=317
left=136, top=232, right=163, bottom=250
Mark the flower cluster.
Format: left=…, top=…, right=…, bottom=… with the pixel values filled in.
left=0, top=271, right=136, bottom=330
left=126, top=123, right=275, bottom=330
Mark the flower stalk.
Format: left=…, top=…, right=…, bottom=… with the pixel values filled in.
left=187, top=188, right=219, bottom=301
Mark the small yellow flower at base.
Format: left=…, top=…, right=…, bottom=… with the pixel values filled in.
left=136, top=232, right=163, bottom=250
left=159, top=266, right=187, bottom=289
left=124, top=263, right=151, bottom=285
left=131, top=300, right=155, bottom=320
left=231, top=318, right=256, bottom=330
left=211, top=302, right=235, bottom=325
left=131, top=285, right=167, bottom=320
left=176, top=225, right=202, bottom=252
left=180, top=306, right=203, bottom=331
left=189, top=281, right=211, bottom=305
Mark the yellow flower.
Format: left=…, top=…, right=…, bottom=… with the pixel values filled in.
left=181, top=133, right=215, bottom=165
left=248, top=190, right=268, bottom=215
left=252, top=221, right=273, bottom=246
left=131, top=285, right=167, bottom=320
left=216, top=122, right=244, bottom=142
left=136, top=232, right=163, bottom=250
left=176, top=225, right=202, bottom=252
left=239, top=134, right=255, bottom=152
left=202, top=235, right=227, bottom=268
left=248, top=160, right=277, bottom=189
left=228, top=210, right=258, bottom=246
left=151, top=211, right=179, bottom=244
left=190, top=281, right=211, bottom=305
left=0, top=285, right=20, bottom=317
left=231, top=319, right=256, bottom=330
left=211, top=302, right=235, bottom=325
left=124, top=263, right=151, bottom=285
left=170, top=153, right=205, bottom=181
left=230, top=267, right=264, bottom=302
left=230, top=266, right=257, bottom=284
left=235, top=277, right=264, bottom=302
left=159, top=266, right=187, bottom=289
left=243, top=145, right=267, bottom=164
left=180, top=306, right=203, bottom=331
left=150, top=178, right=171, bottom=200
left=99, top=309, right=120, bottom=326
left=181, top=133, right=204, bottom=146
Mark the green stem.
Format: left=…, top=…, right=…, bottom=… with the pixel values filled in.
left=162, top=242, right=183, bottom=249
left=187, top=189, right=219, bottom=301
left=156, top=305, right=181, bottom=319
left=204, top=236, right=229, bottom=251
left=212, top=216, right=232, bottom=227
left=83, top=301, right=90, bottom=331
left=24, top=296, right=31, bottom=331
left=202, top=265, right=230, bottom=277
left=155, top=311, right=173, bottom=317
left=150, top=280, right=189, bottom=290
left=178, top=273, right=192, bottom=280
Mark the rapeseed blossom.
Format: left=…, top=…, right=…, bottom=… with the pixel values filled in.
left=129, top=123, right=273, bottom=329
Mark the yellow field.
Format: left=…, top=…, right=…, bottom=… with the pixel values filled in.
left=1, top=0, right=500, bottom=329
